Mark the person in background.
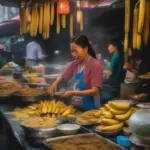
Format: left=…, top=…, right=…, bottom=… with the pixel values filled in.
left=103, top=38, right=126, bottom=99
left=49, top=35, right=103, bottom=110
left=26, top=39, right=46, bottom=66
left=124, top=50, right=148, bottom=75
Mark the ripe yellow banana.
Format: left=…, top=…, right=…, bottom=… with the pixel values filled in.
left=46, top=0, right=50, bottom=39
left=100, top=122, right=124, bottom=132
left=56, top=13, right=60, bottom=34
left=50, top=1, right=55, bottom=25
left=39, top=4, right=43, bottom=34
left=138, top=0, right=146, bottom=33
left=61, top=14, right=66, bottom=28
left=115, top=108, right=132, bottom=121
left=105, top=104, right=126, bottom=115
left=132, top=7, right=139, bottom=49
left=70, top=13, right=73, bottom=37
left=103, top=111, right=114, bottom=119
left=94, top=110, right=101, bottom=117
left=34, top=3, right=39, bottom=37
left=43, top=0, right=47, bottom=39
left=62, top=107, right=73, bottom=117
left=101, top=119, right=120, bottom=126
left=108, top=101, right=131, bottom=111
left=143, top=0, right=150, bottom=45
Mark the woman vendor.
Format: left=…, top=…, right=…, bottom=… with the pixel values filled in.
left=102, top=38, right=126, bottom=103
left=49, top=35, right=103, bottom=110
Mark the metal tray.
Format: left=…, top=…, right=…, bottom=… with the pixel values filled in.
left=44, top=133, right=125, bottom=150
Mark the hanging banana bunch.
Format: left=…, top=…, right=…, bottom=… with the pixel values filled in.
left=76, top=9, right=84, bottom=31
left=56, top=12, right=60, bottom=34
left=138, top=0, right=146, bottom=33
left=61, top=14, right=66, bottom=28
left=47, top=0, right=51, bottom=39
left=79, top=11, right=84, bottom=31
left=136, top=0, right=146, bottom=49
left=132, top=5, right=139, bottom=49
left=143, top=0, right=150, bottom=45
left=30, top=3, right=36, bottom=37
left=77, top=9, right=82, bottom=24
left=136, top=0, right=146, bottom=50
left=43, top=0, right=47, bottom=39
left=19, top=0, right=27, bottom=35
left=51, top=1, right=55, bottom=26
left=124, top=0, right=130, bottom=54
left=34, top=3, right=39, bottom=37
left=70, top=13, right=73, bottom=37
left=39, top=4, right=43, bottom=35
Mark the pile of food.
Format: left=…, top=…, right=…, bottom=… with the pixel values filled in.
left=76, top=101, right=136, bottom=132
left=139, top=72, right=150, bottom=79
left=0, top=90, right=15, bottom=96
left=76, top=110, right=101, bottom=125
left=16, top=87, right=45, bottom=96
left=0, top=79, right=22, bottom=96
left=47, top=134, right=121, bottom=150
left=21, top=116, right=57, bottom=128
left=7, top=100, right=76, bottom=121
left=95, top=101, right=136, bottom=132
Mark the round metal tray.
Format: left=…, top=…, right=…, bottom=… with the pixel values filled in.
left=130, top=135, right=150, bottom=147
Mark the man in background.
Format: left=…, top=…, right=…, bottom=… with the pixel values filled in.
left=26, top=39, right=46, bottom=66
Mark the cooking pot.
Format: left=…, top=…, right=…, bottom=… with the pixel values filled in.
left=129, top=110, right=150, bottom=142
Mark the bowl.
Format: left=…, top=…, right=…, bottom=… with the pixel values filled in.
left=57, top=124, right=80, bottom=135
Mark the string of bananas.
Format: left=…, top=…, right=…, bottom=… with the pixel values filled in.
left=143, top=0, right=150, bottom=45
left=19, top=0, right=27, bottom=35
left=24, top=100, right=75, bottom=118
left=132, top=5, right=139, bottom=49
left=30, top=3, right=39, bottom=37
left=70, top=13, right=74, bottom=37
left=39, top=4, right=43, bottom=35
left=20, top=0, right=84, bottom=39
left=124, top=0, right=130, bottom=55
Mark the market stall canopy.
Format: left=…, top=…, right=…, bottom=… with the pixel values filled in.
left=0, top=0, right=122, bottom=8
left=0, top=18, right=20, bottom=37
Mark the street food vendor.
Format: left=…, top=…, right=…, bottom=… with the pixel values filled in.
left=49, top=35, right=103, bottom=110
left=103, top=38, right=126, bottom=98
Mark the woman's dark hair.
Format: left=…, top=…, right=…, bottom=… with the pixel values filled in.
left=71, top=35, right=96, bottom=59
left=109, top=38, right=124, bottom=66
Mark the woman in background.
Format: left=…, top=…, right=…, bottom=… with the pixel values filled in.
left=103, top=38, right=126, bottom=101
left=49, top=35, right=103, bottom=110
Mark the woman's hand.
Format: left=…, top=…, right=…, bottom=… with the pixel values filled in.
left=61, top=91, right=74, bottom=97
left=49, top=82, right=58, bottom=96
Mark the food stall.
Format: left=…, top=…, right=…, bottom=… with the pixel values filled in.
left=0, top=0, right=149, bottom=150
